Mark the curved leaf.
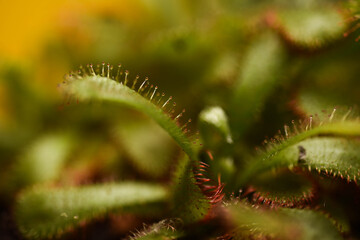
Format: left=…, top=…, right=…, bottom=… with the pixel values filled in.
left=2, top=133, right=73, bottom=194
left=230, top=32, right=286, bottom=139
left=199, top=106, right=233, bottom=148
left=61, top=65, right=197, bottom=161
left=250, top=168, right=315, bottom=207
left=239, top=120, right=360, bottom=185
left=294, top=89, right=358, bottom=117
left=171, top=155, right=210, bottom=224
left=198, top=106, right=236, bottom=185
left=114, top=118, right=177, bottom=178
left=276, top=8, right=345, bottom=49
left=285, top=137, right=360, bottom=180
left=15, top=182, right=168, bottom=239
left=228, top=202, right=342, bottom=240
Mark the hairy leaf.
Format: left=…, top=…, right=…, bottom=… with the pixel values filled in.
left=228, top=202, right=342, bottom=240
left=15, top=182, right=168, bottom=239
left=295, top=89, right=358, bottom=117
left=250, top=168, right=315, bottom=207
left=61, top=67, right=197, bottom=161
left=128, top=218, right=183, bottom=240
left=171, top=155, right=210, bottom=224
left=289, top=137, right=360, bottom=180
left=239, top=120, right=360, bottom=185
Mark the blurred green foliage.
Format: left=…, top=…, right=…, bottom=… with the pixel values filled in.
left=2, top=0, right=360, bottom=239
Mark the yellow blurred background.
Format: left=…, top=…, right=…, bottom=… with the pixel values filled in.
left=0, top=0, right=145, bottom=59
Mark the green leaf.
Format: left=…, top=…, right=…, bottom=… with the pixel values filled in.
left=295, top=89, right=358, bottom=117
left=128, top=218, right=183, bottom=240
left=171, top=155, right=210, bottom=224
left=198, top=106, right=236, bottom=186
left=15, top=182, right=168, bottom=239
left=61, top=67, right=197, bottom=161
left=114, top=118, right=177, bottom=178
left=228, top=202, right=342, bottom=240
left=2, top=133, right=73, bottom=193
left=277, top=8, right=345, bottom=49
left=143, top=28, right=215, bottom=92
left=238, top=120, right=360, bottom=185
left=287, top=137, right=360, bottom=180
left=343, top=0, right=360, bottom=41
left=250, top=168, right=314, bottom=207
left=231, top=32, right=286, bottom=139
left=199, top=106, right=233, bottom=149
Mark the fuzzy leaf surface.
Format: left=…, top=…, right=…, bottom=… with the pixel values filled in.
left=171, top=156, right=210, bottom=224
left=128, top=218, right=183, bottom=240
left=62, top=75, right=197, bottom=161
left=15, top=182, right=168, bottom=239
left=228, top=202, right=342, bottom=240
left=239, top=121, right=360, bottom=185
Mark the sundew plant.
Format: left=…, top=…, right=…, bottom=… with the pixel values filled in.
left=2, top=0, right=360, bottom=239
